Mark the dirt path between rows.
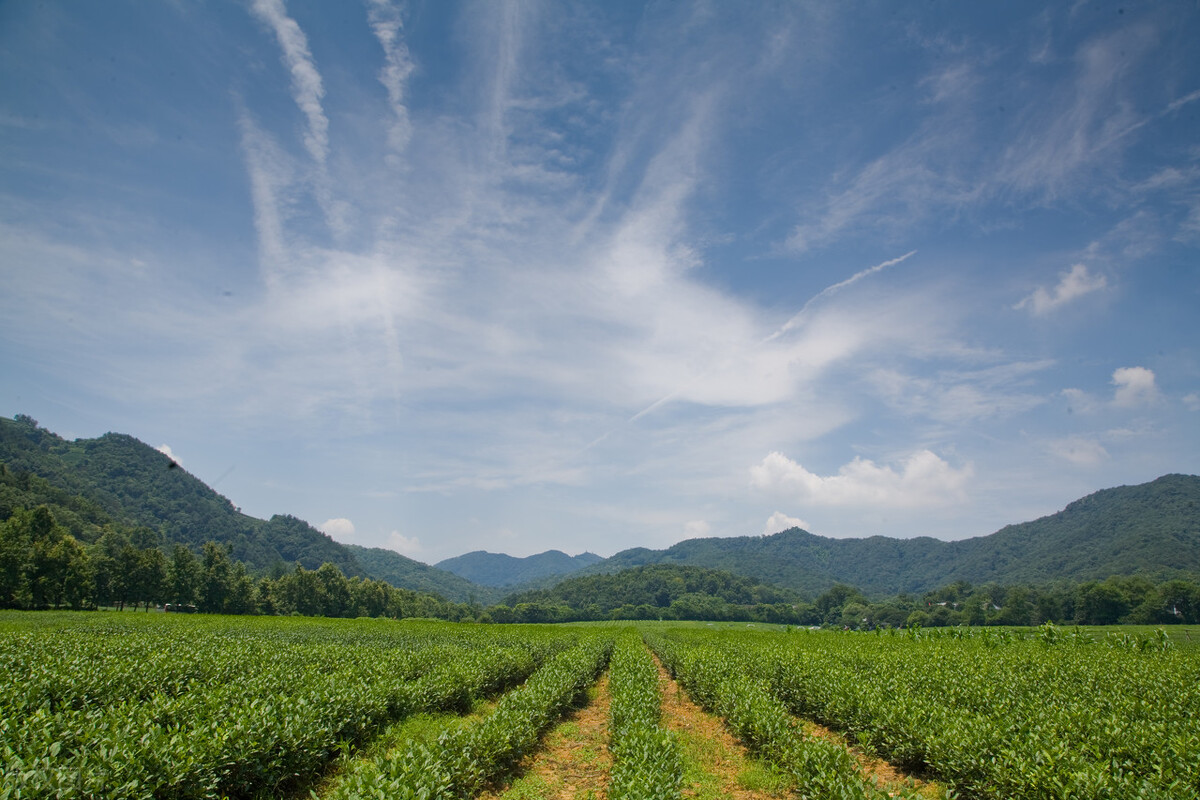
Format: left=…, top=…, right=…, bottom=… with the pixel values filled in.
left=472, top=643, right=942, bottom=800
left=479, top=673, right=614, bottom=800
left=656, top=659, right=790, bottom=800
left=655, top=656, right=945, bottom=800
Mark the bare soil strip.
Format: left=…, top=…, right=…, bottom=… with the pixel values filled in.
left=480, top=674, right=614, bottom=800
left=798, top=719, right=946, bottom=797
left=309, top=645, right=943, bottom=800
left=655, top=657, right=947, bottom=800
left=655, top=659, right=792, bottom=800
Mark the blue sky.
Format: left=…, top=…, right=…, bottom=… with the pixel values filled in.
left=2, top=1, right=1198, bottom=564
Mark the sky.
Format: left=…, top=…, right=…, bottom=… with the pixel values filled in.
left=2, top=1, right=1198, bottom=565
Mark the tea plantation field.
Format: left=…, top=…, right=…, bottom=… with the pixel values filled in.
left=2, top=612, right=1197, bottom=799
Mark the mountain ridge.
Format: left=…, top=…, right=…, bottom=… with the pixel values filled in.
left=4, top=415, right=1197, bottom=601
left=576, top=474, right=1200, bottom=596
left=435, top=549, right=604, bottom=587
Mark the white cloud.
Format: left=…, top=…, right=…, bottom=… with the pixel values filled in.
left=763, top=511, right=808, bottom=535
left=1112, top=366, right=1159, bottom=407
left=156, top=444, right=181, bottom=465
left=1184, top=392, right=1200, bottom=412
left=1015, top=263, right=1107, bottom=315
left=366, top=0, right=415, bottom=157
left=387, top=531, right=422, bottom=555
left=683, top=520, right=711, bottom=538
left=1061, top=387, right=1100, bottom=415
left=750, top=450, right=972, bottom=508
left=1048, top=436, right=1109, bottom=466
left=869, top=361, right=1051, bottom=424
left=1000, top=24, right=1156, bottom=196
left=318, top=518, right=356, bottom=541
left=249, top=0, right=329, bottom=167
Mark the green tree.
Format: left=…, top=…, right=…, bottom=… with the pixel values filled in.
left=316, top=562, right=351, bottom=617
left=90, top=527, right=132, bottom=608
left=0, top=509, right=34, bottom=607
left=129, top=547, right=167, bottom=611
left=224, top=561, right=256, bottom=614
left=199, top=542, right=234, bottom=613
left=1074, top=581, right=1129, bottom=625
left=167, top=544, right=201, bottom=606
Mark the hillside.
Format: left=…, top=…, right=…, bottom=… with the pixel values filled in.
left=503, top=563, right=797, bottom=613
left=346, top=544, right=503, bottom=604
left=436, top=549, right=604, bottom=588
left=582, top=474, right=1200, bottom=597
left=0, top=416, right=485, bottom=601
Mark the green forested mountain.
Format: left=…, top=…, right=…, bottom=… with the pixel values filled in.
left=0, top=415, right=503, bottom=602
left=582, top=474, right=1200, bottom=597
left=435, top=549, right=604, bottom=588
left=0, top=416, right=361, bottom=575
left=5, top=415, right=1197, bottom=606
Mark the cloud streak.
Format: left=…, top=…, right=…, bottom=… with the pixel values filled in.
left=366, top=0, right=415, bottom=158
left=1015, top=263, right=1106, bottom=315
left=249, top=0, right=329, bottom=166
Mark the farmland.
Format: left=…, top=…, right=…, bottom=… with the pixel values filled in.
left=2, top=613, right=1198, bottom=799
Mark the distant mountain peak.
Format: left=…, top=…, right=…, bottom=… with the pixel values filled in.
left=436, top=548, right=605, bottom=588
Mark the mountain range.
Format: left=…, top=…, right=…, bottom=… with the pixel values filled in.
left=2, top=414, right=1198, bottom=601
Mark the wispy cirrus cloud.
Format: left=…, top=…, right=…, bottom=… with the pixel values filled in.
left=1015, top=263, right=1107, bottom=315
left=1048, top=436, right=1109, bottom=466
left=247, top=0, right=350, bottom=237
left=249, top=0, right=329, bottom=166
left=366, top=0, right=416, bottom=159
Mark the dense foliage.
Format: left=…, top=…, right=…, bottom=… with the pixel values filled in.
left=0, top=500, right=483, bottom=620
left=0, top=614, right=576, bottom=799
left=481, top=567, right=1200, bottom=627
left=5, top=613, right=1198, bottom=798
left=647, top=629, right=936, bottom=799
left=325, top=632, right=612, bottom=800
left=501, top=564, right=797, bottom=619
left=607, top=630, right=682, bottom=800
left=649, top=625, right=1200, bottom=799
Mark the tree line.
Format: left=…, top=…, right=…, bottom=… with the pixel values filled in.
left=4, top=501, right=1198, bottom=627
left=0, top=505, right=478, bottom=620
left=480, top=573, right=1200, bottom=626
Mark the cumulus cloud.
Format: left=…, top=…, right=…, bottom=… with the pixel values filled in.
left=156, top=444, right=181, bottom=465
left=750, top=450, right=972, bottom=508
left=1015, top=264, right=1106, bottom=315
left=1111, top=366, right=1159, bottom=407
left=318, top=518, right=356, bottom=541
left=1048, top=436, right=1109, bottom=466
left=388, top=531, right=421, bottom=555
left=684, top=520, right=711, bottom=538
left=763, top=511, right=808, bottom=535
